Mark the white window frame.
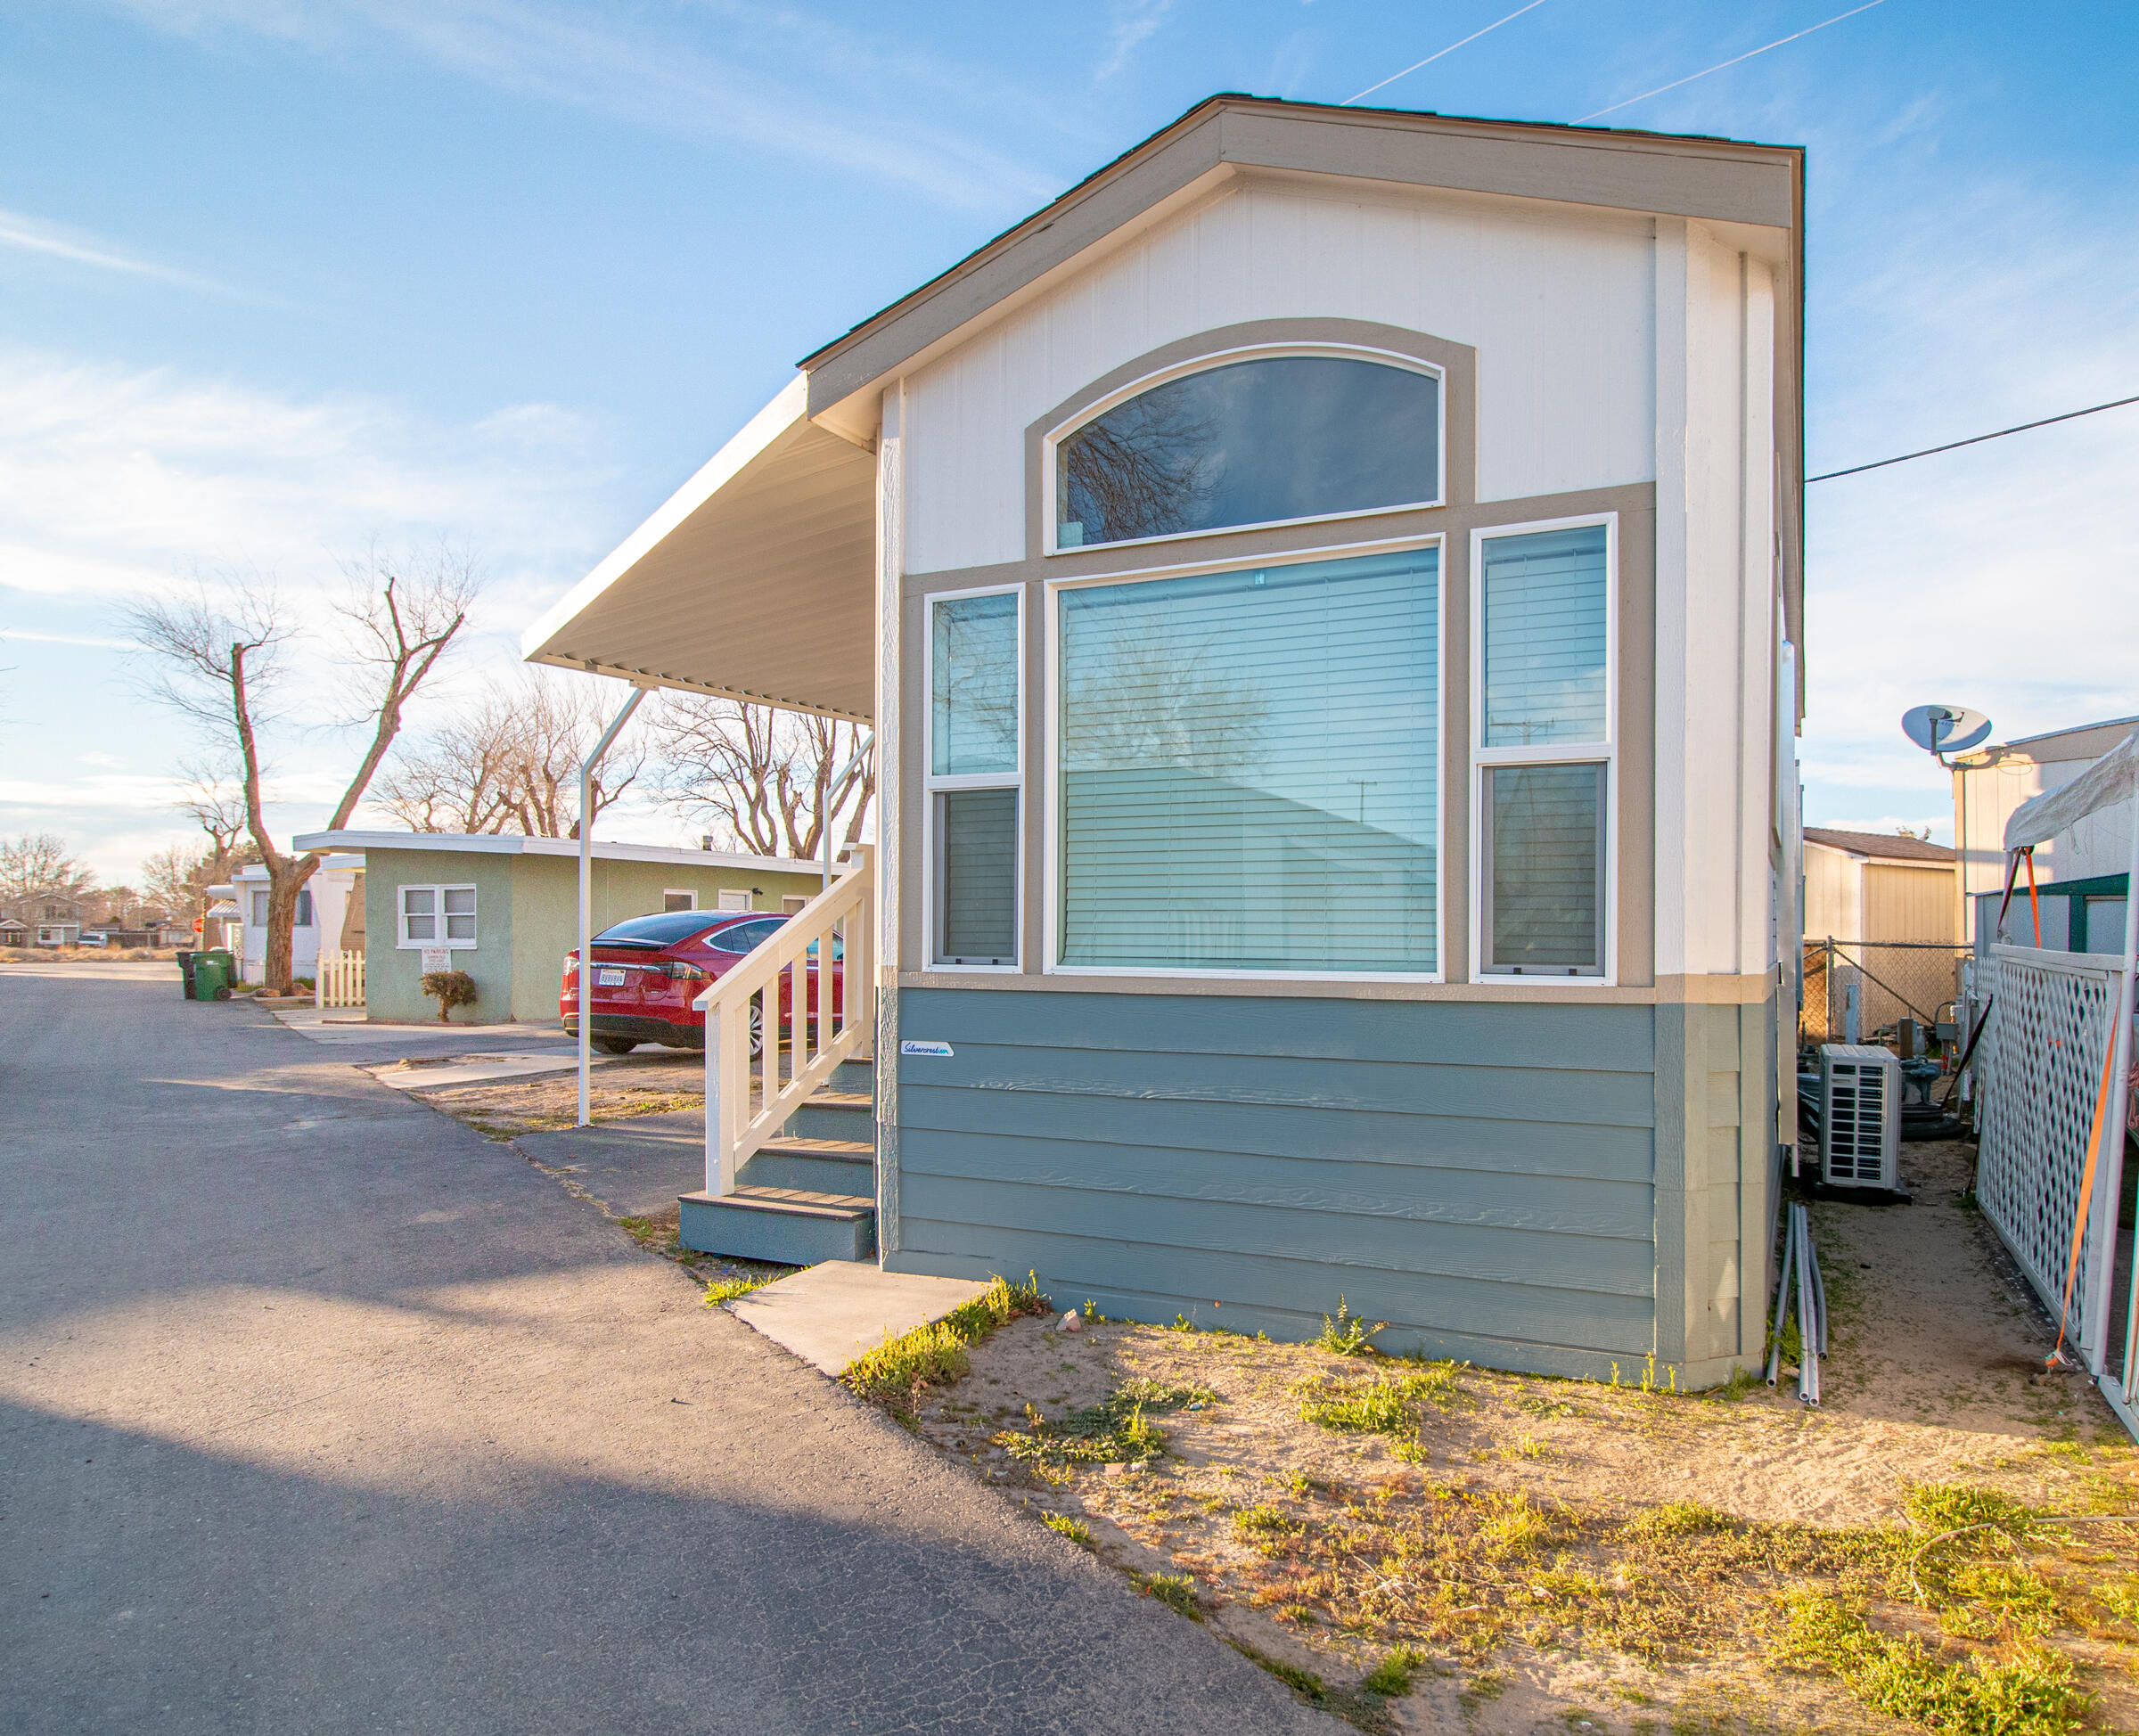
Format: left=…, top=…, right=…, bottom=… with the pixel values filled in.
left=1043, top=531, right=1446, bottom=984
left=1467, top=512, right=1618, bottom=987
left=1041, top=343, right=1447, bottom=558
left=716, top=888, right=751, bottom=913
left=923, top=580, right=1024, bottom=972
left=662, top=888, right=697, bottom=912
left=397, top=883, right=479, bottom=950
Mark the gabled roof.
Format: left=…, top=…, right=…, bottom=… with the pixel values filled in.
left=800, top=93, right=1804, bottom=432
left=1803, top=827, right=1955, bottom=864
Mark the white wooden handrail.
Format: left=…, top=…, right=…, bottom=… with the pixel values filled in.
left=693, top=845, right=873, bottom=1196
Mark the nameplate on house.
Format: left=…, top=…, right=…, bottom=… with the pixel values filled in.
left=899, top=1040, right=955, bottom=1058
left=420, top=948, right=451, bottom=974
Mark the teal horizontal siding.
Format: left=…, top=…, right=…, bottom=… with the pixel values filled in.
left=901, top=1085, right=1652, bottom=1182
left=898, top=990, right=1656, bottom=1071
left=891, top=988, right=1664, bottom=1370
left=897, top=1042, right=1655, bottom=1126
left=894, top=1222, right=1657, bottom=1358
left=902, top=1126, right=1653, bottom=1238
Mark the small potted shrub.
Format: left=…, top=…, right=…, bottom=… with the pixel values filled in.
left=419, top=969, right=479, bottom=1023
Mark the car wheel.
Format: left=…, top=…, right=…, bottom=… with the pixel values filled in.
left=748, top=1000, right=763, bottom=1060
left=593, top=1036, right=637, bottom=1056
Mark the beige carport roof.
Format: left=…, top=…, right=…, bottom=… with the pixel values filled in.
left=520, top=375, right=876, bottom=721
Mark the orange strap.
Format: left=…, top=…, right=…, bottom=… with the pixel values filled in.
left=2050, top=1030, right=2118, bottom=1364
left=2023, top=847, right=2042, bottom=947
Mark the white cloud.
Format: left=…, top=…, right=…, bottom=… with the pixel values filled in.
left=0, top=345, right=631, bottom=880
left=96, top=0, right=1062, bottom=211
left=1096, top=0, right=1174, bottom=81
left=0, top=207, right=233, bottom=294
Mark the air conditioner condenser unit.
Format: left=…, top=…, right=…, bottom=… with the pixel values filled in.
left=1819, top=1043, right=1901, bottom=1191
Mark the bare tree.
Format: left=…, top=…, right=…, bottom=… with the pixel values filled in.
left=142, top=839, right=262, bottom=929
left=374, top=671, right=644, bottom=839
left=127, top=548, right=477, bottom=992
left=176, top=762, right=250, bottom=864
left=654, top=699, right=872, bottom=861
left=0, top=833, right=95, bottom=906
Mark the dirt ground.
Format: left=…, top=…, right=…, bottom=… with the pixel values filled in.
left=901, top=1141, right=2139, bottom=1733
left=406, top=1049, right=707, bottom=1135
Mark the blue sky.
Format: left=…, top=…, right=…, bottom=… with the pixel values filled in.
left=4, top=0, right=2136, bottom=881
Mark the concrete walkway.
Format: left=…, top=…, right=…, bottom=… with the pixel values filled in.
left=0, top=970, right=1332, bottom=1734
left=732, top=1263, right=997, bottom=1374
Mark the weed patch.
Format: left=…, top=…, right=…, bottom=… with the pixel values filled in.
left=1043, top=1512, right=1094, bottom=1549
left=1781, top=1593, right=2092, bottom=1735
left=1299, top=1364, right=1459, bottom=1437
left=702, top=1273, right=770, bottom=1305
left=1133, top=1570, right=1201, bottom=1621
left=1315, top=1297, right=1387, bottom=1355
left=994, top=1378, right=1217, bottom=1466
left=840, top=1273, right=1050, bottom=1410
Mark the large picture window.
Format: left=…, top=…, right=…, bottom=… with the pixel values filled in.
left=926, top=588, right=1021, bottom=968
left=1052, top=349, right=1442, bottom=551
left=1471, top=520, right=1613, bottom=979
left=1054, top=545, right=1440, bottom=975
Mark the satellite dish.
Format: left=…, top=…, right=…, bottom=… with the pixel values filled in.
left=1902, top=704, right=1993, bottom=758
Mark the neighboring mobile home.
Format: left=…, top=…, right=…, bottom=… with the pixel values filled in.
left=291, top=831, right=826, bottom=1024
left=520, top=96, right=1807, bottom=1385
left=1802, top=827, right=1956, bottom=946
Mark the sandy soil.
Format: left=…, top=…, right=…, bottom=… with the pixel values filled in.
left=409, top=1049, right=707, bottom=1134
left=906, top=1141, right=2138, bottom=1733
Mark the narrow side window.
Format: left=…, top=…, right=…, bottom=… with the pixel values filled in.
left=1474, top=523, right=1612, bottom=979
left=927, top=590, right=1021, bottom=968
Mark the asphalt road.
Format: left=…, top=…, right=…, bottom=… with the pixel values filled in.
left=0, top=966, right=1333, bottom=1734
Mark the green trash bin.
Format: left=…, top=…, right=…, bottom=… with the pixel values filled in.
left=191, top=956, right=232, bottom=1001
left=176, top=950, right=198, bottom=1000
left=204, top=947, right=237, bottom=992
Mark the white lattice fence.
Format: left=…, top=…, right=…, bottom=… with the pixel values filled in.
left=1978, top=944, right=2119, bottom=1356
left=316, top=949, right=365, bottom=1010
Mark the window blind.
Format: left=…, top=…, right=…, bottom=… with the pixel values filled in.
left=938, top=790, right=1017, bottom=963
left=1059, top=548, right=1438, bottom=972
left=1481, top=526, right=1608, bottom=748
left=932, top=593, right=1018, bottom=776
left=1482, top=764, right=1603, bottom=973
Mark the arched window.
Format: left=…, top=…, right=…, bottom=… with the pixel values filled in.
left=1053, top=348, right=1441, bottom=550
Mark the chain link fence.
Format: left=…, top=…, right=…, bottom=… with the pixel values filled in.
left=1799, top=938, right=1971, bottom=1049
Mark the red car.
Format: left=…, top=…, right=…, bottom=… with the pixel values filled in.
left=561, top=910, right=842, bottom=1057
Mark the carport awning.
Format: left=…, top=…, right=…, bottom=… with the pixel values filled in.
left=520, top=375, right=878, bottom=721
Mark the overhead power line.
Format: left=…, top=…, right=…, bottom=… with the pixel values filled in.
left=1576, top=0, right=1884, bottom=123
left=1807, top=394, right=2139, bottom=484
left=1342, top=1, right=1546, bottom=106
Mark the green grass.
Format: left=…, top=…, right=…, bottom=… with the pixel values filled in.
left=1042, top=1512, right=1094, bottom=1549
left=1133, top=1570, right=1202, bottom=1620
left=995, top=1377, right=1217, bottom=1466
left=1299, top=1364, right=1459, bottom=1436
left=1228, top=1640, right=1325, bottom=1700
left=1361, top=1645, right=1430, bottom=1698
left=839, top=1273, right=1051, bottom=1408
left=1905, top=1483, right=2038, bottom=1541
left=1782, top=1593, right=2092, bottom=1735
left=701, top=1273, right=770, bottom=1305
left=1315, top=1296, right=1387, bottom=1355
left=1622, top=1501, right=1734, bottom=1541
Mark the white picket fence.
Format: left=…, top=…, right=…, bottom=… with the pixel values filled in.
left=316, top=949, right=366, bottom=1010
left=1977, top=944, right=2135, bottom=1435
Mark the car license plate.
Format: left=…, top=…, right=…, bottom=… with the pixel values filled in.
left=596, top=968, right=627, bottom=987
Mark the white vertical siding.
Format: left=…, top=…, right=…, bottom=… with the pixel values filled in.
left=1653, top=223, right=1778, bottom=980
left=901, top=181, right=1659, bottom=575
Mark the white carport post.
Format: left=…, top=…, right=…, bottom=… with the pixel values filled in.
left=578, top=684, right=650, bottom=1128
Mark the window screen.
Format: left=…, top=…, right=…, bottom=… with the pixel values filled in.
left=400, top=887, right=434, bottom=941
left=938, top=790, right=1017, bottom=965
left=1481, top=525, right=1608, bottom=748
left=1481, top=764, right=1604, bottom=975
left=250, top=890, right=269, bottom=926
left=295, top=890, right=314, bottom=927
left=443, top=888, right=476, bottom=941
left=1057, top=546, right=1439, bottom=972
